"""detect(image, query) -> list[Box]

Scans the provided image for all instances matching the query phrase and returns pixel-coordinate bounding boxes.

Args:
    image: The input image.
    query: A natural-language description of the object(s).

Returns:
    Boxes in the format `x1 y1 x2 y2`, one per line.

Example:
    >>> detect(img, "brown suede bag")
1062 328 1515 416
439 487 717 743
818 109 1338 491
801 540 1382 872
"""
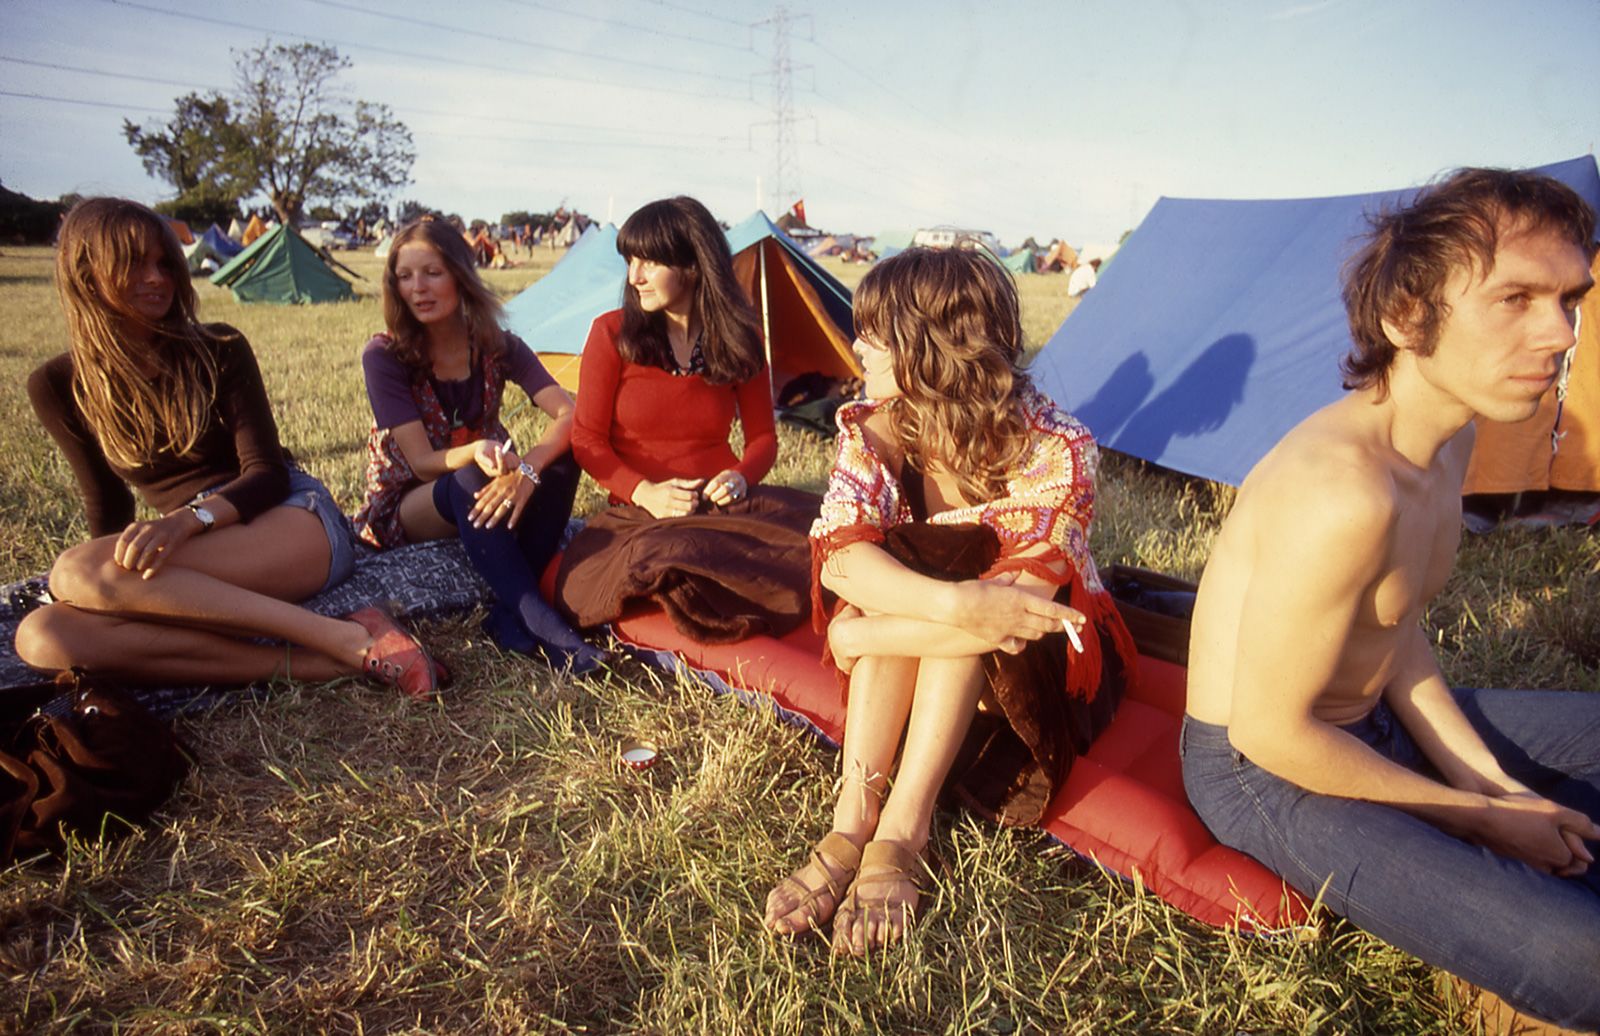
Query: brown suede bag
0 672 191 865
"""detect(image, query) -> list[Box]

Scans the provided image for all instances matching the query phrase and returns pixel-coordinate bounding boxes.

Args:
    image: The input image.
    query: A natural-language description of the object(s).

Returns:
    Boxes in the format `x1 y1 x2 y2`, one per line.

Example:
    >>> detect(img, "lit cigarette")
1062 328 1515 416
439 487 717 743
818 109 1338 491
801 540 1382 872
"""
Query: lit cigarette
497 438 514 458
1062 618 1084 654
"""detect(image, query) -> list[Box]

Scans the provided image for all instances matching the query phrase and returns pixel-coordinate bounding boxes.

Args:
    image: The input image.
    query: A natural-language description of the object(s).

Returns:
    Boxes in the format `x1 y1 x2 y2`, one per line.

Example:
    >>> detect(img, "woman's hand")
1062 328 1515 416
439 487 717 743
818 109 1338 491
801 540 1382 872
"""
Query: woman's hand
632 477 705 519
473 438 518 479
115 510 202 579
948 571 1083 652
703 468 749 509
470 470 534 529
827 604 866 675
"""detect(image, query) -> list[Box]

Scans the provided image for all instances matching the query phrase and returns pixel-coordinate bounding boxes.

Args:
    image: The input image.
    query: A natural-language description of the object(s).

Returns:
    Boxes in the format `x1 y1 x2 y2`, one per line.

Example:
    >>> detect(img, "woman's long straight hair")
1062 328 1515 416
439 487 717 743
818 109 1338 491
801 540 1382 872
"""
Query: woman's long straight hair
55 197 220 468
615 196 762 385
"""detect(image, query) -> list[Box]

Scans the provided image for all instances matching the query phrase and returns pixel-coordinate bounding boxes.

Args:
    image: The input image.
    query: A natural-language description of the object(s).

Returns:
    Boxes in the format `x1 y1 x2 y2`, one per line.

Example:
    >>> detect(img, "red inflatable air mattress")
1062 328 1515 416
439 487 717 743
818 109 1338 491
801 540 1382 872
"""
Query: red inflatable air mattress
606 607 1312 931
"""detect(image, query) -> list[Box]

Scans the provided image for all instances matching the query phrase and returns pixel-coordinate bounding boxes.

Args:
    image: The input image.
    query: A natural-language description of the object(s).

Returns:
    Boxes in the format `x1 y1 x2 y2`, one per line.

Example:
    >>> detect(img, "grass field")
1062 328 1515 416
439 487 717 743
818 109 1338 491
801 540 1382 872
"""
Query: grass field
0 242 1595 1034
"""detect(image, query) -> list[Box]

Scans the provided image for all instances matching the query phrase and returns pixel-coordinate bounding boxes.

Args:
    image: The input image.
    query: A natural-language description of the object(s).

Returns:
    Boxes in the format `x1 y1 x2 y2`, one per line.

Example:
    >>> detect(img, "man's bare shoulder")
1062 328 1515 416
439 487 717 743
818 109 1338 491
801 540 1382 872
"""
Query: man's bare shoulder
1234 402 1400 541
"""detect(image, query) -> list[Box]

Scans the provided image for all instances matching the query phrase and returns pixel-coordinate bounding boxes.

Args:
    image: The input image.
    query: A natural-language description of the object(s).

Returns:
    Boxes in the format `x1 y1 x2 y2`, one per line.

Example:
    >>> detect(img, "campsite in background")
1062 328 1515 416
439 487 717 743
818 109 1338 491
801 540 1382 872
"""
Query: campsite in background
3 0 1599 1029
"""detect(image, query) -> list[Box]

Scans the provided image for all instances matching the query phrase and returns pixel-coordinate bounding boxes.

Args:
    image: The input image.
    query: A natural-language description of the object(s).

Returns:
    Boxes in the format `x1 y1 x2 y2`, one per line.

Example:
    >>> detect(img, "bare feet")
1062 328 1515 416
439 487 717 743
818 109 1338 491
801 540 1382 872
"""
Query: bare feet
831 840 923 956
764 831 863 936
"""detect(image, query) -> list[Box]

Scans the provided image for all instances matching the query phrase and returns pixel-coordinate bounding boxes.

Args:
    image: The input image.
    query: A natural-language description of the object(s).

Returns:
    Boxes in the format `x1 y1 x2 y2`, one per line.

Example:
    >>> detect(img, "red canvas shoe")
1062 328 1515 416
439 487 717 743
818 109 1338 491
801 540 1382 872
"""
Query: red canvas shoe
348 606 438 701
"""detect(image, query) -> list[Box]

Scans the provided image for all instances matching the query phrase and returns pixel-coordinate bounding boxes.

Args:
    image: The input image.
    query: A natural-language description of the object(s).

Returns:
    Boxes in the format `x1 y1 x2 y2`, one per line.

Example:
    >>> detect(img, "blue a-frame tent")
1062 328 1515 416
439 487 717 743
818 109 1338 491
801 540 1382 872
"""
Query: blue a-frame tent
1033 156 1600 488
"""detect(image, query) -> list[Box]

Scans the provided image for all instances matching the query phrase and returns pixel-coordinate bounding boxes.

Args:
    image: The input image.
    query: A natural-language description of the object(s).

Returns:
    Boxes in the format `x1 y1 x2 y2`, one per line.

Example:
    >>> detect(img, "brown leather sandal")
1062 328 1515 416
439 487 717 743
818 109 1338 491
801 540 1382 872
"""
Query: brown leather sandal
765 831 863 935
831 840 924 956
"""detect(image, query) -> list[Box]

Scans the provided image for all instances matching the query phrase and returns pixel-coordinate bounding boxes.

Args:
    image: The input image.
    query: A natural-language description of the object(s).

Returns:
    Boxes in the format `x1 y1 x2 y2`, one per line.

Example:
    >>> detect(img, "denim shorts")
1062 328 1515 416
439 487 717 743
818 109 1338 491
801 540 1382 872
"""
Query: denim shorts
193 469 356 593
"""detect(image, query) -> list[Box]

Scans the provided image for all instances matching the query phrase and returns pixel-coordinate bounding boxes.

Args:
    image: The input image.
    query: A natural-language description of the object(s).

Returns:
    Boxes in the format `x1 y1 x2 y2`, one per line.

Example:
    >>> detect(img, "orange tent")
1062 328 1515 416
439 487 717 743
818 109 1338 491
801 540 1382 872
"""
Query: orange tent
166 218 193 245
726 212 859 398
241 215 268 246
1464 249 1600 494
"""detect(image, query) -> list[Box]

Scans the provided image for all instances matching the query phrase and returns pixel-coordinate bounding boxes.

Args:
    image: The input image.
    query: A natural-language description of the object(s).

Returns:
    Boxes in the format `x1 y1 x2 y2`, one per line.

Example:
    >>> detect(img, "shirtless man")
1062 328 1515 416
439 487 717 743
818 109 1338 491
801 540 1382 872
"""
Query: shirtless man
1183 168 1600 1031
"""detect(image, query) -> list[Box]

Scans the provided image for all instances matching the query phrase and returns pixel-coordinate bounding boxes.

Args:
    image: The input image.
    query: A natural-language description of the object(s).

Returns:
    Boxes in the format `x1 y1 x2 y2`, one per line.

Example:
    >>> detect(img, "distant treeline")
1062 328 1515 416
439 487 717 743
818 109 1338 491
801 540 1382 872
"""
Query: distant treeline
0 183 67 245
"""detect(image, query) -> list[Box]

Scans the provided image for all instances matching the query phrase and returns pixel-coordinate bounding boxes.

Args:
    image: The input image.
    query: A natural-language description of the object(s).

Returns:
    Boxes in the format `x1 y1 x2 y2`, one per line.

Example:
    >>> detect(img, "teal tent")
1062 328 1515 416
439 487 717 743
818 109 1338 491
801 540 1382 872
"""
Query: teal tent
871 228 915 260
209 224 353 304
1001 248 1037 274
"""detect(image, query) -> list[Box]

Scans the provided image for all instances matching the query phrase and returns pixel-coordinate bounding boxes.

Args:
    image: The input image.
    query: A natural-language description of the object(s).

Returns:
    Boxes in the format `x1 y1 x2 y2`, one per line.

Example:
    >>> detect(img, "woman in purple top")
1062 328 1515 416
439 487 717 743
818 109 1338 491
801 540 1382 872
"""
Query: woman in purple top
353 218 601 672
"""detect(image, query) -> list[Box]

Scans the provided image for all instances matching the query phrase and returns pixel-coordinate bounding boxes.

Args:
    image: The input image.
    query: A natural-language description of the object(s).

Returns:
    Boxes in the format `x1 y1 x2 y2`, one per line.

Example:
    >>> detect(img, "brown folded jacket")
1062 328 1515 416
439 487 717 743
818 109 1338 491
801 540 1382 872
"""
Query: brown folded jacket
555 486 820 644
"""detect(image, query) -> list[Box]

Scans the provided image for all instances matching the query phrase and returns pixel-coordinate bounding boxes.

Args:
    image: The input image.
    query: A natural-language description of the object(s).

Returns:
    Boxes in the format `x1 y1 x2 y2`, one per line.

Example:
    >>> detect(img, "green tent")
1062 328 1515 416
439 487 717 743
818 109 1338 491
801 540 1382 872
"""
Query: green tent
1001 248 1037 274
209 224 353 303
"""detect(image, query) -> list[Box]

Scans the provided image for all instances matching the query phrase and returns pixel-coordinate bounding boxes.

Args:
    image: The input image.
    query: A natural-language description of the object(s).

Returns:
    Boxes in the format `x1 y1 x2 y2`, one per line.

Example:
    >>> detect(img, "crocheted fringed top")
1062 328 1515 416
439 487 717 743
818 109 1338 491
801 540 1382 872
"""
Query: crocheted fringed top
809 384 1137 701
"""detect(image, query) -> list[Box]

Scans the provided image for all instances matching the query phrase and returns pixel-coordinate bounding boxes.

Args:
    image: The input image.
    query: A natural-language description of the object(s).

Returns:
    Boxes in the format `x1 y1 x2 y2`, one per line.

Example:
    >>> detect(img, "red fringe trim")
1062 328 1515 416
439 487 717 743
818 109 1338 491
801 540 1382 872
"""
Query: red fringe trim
981 547 1071 587
1068 584 1141 702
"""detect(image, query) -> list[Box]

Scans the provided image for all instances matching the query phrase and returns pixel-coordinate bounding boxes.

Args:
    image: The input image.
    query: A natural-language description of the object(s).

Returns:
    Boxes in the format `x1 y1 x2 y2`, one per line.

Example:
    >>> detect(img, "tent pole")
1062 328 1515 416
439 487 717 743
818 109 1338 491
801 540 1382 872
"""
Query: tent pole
759 242 773 371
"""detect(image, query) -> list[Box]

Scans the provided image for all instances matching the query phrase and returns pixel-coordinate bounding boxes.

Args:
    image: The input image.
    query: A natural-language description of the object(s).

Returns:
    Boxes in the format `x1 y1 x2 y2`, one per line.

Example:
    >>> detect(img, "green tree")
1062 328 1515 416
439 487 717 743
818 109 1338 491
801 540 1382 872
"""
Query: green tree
123 93 248 221
394 199 439 224
229 41 413 226
126 41 414 227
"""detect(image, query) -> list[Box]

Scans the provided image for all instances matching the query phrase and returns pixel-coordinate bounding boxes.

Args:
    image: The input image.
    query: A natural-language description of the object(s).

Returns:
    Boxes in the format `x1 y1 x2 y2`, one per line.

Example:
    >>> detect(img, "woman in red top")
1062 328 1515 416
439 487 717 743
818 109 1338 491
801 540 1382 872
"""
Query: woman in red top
555 196 817 642
765 248 1135 955
18 198 437 699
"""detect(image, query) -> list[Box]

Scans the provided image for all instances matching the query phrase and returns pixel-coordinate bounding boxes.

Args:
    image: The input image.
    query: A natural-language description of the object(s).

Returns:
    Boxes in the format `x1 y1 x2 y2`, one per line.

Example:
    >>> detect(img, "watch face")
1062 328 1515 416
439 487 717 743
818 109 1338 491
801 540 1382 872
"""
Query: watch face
191 504 216 528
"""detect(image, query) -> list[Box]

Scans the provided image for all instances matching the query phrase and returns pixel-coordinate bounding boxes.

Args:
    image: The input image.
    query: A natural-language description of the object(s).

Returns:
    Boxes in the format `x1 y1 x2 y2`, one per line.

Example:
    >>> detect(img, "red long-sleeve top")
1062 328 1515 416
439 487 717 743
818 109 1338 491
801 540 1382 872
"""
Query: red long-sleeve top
571 310 777 503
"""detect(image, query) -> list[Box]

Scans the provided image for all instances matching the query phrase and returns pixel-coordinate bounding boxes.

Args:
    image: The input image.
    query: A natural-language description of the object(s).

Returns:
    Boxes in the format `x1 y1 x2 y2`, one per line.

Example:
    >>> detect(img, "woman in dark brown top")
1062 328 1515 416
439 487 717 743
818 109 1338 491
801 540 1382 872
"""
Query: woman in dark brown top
15 198 439 699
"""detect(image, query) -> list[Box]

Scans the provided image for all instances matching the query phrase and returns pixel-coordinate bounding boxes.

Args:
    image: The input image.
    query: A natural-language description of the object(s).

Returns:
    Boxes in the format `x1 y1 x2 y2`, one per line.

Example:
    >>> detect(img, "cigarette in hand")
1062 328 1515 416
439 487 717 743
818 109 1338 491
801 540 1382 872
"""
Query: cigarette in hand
1062 618 1084 654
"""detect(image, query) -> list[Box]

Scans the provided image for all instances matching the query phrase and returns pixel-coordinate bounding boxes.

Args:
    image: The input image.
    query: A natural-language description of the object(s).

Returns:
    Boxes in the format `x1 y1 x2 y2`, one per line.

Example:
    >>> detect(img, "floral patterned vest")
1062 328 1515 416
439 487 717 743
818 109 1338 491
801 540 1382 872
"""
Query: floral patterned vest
352 342 509 549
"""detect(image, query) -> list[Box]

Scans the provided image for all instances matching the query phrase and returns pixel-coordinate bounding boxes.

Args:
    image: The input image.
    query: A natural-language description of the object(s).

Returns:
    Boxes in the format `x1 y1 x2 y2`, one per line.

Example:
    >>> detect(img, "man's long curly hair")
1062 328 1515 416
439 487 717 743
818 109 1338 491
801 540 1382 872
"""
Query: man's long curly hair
55 197 221 469
381 218 507 373
853 247 1032 505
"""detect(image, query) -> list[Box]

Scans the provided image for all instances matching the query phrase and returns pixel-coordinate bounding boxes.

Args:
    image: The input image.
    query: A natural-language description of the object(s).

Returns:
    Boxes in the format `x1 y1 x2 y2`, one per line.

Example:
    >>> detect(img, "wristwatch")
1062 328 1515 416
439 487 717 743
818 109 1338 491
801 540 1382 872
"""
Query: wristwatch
518 462 541 488
186 503 216 532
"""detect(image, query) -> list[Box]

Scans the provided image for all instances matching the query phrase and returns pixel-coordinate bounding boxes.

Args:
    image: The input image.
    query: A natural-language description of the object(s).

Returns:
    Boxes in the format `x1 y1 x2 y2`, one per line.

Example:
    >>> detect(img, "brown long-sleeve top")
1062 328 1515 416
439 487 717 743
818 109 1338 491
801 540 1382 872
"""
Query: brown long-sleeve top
27 325 292 538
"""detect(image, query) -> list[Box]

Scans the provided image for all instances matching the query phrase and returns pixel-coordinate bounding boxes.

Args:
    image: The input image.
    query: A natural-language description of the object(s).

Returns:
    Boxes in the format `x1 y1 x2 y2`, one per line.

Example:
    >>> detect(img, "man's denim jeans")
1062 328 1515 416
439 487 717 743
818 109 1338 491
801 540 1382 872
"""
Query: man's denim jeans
1180 689 1600 1029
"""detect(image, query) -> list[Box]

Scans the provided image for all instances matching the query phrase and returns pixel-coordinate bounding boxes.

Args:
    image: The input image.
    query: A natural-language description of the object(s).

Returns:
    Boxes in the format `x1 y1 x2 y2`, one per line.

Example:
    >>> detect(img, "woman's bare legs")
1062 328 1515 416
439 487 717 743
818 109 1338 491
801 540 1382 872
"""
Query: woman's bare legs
765 652 918 934
16 506 375 685
832 654 987 956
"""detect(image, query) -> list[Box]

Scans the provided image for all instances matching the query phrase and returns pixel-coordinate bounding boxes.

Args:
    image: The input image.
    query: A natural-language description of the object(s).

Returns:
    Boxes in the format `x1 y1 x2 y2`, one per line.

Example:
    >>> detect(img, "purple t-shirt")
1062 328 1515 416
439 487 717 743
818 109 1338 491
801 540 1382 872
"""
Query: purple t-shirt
361 332 557 431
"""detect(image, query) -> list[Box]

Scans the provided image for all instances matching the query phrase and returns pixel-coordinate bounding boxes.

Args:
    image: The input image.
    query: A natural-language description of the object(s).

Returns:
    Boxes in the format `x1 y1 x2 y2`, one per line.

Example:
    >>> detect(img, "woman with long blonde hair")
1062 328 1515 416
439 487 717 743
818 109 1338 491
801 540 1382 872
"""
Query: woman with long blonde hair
352 218 597 671
766 247 1136 954
18 198 439 698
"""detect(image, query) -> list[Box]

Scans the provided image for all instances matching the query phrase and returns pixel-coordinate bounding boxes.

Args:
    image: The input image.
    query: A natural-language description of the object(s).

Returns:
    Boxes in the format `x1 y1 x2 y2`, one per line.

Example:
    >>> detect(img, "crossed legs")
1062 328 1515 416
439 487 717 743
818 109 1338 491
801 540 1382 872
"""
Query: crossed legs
765 650 987 954
15 506 373 686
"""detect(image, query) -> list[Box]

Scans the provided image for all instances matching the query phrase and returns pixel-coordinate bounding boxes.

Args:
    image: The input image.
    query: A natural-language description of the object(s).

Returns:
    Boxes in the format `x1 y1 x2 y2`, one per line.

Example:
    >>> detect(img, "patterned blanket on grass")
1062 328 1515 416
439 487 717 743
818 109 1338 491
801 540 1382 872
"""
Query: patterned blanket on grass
1 538 493 718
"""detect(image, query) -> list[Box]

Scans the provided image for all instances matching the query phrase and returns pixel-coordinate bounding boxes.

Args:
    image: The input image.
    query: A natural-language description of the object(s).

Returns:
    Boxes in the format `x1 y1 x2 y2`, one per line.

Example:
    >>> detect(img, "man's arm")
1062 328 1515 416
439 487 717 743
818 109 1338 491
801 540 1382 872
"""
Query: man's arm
1223 458 1597 873
1383 627 1525 796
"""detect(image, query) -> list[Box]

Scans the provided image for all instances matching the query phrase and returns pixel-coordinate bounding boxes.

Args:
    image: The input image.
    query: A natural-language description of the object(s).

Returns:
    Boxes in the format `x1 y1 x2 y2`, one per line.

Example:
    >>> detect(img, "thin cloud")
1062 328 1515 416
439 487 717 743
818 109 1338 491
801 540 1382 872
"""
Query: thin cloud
1269 0 1344 21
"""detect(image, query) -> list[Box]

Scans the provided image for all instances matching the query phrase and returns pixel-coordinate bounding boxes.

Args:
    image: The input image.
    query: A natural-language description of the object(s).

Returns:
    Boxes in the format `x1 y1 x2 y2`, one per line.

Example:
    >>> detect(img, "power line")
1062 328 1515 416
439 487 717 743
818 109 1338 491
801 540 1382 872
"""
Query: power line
499 0 750 52
802 35 953 133
0 55 742 144
89 0 749 102
420 125 745 154
628 0 748 29
0 55 211 92
0 89 169 115
300 0 748 86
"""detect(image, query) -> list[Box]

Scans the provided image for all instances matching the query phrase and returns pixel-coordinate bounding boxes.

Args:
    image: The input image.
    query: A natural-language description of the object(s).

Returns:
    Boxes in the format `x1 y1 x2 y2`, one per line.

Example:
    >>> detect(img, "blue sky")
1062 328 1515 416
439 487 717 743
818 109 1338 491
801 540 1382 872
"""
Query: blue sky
2 0 1596 246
